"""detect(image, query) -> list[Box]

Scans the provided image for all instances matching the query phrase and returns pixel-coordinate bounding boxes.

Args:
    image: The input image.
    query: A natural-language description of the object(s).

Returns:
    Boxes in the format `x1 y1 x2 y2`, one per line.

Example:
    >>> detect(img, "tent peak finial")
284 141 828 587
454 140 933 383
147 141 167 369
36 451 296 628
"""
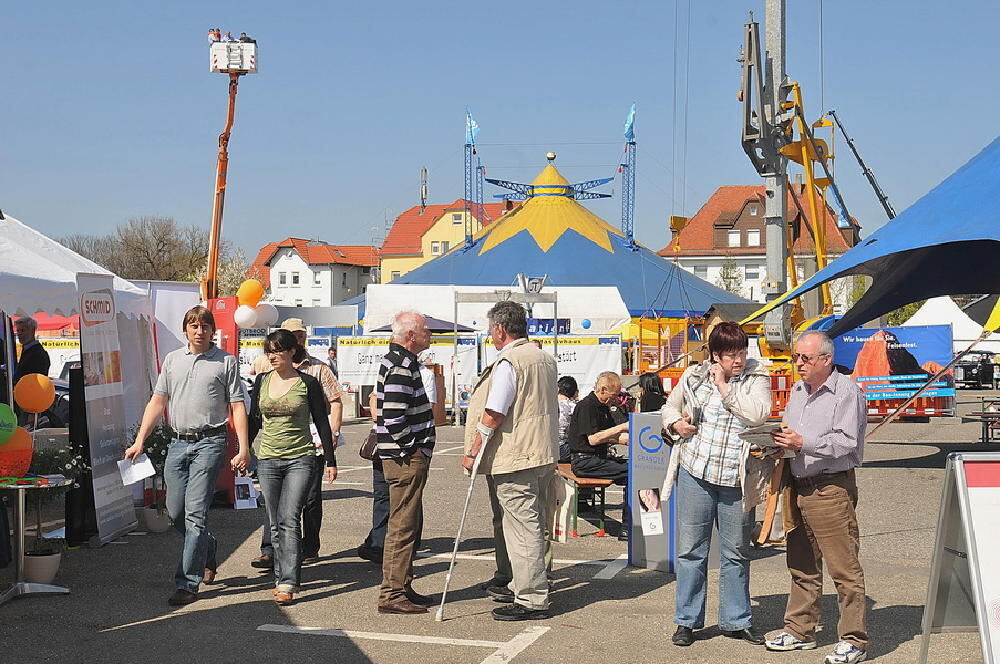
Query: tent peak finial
546 152 556 162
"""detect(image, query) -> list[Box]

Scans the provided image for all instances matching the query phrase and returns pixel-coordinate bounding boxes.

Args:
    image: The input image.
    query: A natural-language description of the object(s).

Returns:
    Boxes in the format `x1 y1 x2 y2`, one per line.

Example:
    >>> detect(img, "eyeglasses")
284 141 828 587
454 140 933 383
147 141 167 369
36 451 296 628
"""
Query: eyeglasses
792 352 830 363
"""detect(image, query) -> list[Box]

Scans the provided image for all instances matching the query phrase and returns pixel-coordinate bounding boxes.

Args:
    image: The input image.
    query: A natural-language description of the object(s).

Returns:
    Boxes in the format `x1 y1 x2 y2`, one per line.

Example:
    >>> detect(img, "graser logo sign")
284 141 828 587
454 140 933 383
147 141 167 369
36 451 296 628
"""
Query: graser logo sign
81 292 115 325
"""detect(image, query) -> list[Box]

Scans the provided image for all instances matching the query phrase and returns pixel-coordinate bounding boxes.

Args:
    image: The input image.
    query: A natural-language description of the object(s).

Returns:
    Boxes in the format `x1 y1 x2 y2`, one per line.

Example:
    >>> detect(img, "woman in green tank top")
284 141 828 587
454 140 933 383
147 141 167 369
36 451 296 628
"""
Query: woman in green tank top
248 330 337 605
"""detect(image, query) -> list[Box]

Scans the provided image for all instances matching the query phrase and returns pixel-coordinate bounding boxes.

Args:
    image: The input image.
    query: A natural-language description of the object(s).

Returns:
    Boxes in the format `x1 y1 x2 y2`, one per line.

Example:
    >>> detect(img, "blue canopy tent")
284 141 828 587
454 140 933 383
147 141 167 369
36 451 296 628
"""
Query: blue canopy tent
747 136 1000 337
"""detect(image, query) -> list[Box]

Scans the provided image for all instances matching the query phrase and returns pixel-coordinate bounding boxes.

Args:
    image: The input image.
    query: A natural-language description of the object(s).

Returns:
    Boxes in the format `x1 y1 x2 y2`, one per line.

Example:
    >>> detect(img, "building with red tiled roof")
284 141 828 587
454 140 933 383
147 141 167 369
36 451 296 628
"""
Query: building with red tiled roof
248 238 379 307
380 198 516 283
657 183 862 309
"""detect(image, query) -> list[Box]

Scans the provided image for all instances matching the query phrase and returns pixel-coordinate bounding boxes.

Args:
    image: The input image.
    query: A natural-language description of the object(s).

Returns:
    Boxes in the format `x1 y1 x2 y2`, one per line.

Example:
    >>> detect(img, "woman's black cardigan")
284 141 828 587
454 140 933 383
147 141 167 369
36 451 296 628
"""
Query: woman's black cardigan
247 370 337 467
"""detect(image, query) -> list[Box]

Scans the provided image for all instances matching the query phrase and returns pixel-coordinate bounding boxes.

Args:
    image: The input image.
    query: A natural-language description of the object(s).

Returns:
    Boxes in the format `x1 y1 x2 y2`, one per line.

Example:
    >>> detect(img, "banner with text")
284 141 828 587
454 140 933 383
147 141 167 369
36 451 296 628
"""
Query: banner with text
77 273 137 544
834 325 956 407
482 335 622 393
337 335 479 399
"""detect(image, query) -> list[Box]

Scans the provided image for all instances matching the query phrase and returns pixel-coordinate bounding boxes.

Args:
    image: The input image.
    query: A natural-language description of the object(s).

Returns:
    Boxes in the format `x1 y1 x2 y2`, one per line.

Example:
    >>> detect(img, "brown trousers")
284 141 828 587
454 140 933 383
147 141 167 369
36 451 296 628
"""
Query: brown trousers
379 452 428 604
784 469 868 650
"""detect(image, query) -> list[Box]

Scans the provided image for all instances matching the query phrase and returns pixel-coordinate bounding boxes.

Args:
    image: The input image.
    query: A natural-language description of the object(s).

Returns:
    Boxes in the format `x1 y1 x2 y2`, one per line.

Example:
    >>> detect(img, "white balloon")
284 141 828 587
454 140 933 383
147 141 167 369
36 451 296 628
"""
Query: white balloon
255 303 279 327
234 304 260 329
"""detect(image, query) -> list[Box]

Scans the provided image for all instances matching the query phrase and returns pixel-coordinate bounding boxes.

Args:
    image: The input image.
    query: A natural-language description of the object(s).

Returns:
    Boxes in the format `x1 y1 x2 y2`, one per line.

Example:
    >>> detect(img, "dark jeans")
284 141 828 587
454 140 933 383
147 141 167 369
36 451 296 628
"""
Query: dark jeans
257 455 314 592
362 456 390 550
571 453 630 530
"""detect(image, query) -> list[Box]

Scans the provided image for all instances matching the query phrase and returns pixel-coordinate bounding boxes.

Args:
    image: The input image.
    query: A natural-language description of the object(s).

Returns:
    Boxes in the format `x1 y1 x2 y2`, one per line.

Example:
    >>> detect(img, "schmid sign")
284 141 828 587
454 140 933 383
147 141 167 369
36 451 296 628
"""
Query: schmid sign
81 292 115 325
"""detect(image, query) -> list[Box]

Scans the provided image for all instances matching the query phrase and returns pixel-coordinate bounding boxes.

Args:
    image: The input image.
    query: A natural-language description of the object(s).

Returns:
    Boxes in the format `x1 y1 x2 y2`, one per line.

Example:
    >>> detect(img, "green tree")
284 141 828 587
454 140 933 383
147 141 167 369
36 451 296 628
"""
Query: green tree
715 253 744 298
886 300 925 325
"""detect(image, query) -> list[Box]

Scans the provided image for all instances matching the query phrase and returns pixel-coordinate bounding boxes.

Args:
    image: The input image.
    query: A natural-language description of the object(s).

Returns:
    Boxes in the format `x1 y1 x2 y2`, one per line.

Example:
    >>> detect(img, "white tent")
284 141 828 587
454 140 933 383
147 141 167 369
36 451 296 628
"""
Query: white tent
0 214 151 318
902 296 1000 353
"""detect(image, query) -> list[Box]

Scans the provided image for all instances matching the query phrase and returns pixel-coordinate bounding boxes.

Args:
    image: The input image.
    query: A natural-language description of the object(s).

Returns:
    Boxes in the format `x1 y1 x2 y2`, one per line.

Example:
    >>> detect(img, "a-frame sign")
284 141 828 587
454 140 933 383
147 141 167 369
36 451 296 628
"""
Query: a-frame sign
919 452 1000 663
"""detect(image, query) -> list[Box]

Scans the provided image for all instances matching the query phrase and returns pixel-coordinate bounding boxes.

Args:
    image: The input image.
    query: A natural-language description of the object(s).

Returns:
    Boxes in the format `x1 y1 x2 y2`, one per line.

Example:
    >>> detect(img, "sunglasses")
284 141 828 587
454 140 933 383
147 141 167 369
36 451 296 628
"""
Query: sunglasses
792 352 830 363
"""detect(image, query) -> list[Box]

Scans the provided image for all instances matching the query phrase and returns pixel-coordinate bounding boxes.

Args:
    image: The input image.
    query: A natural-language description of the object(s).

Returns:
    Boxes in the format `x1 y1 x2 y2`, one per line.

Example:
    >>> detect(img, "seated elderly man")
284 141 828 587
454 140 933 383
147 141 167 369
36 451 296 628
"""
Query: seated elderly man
566 371 630 538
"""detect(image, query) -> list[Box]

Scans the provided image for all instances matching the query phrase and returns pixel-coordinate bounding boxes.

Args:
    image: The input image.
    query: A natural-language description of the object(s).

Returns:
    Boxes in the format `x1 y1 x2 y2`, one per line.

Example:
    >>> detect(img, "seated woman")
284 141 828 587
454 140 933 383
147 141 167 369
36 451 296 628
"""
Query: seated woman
556 375 578 463
637 372 667 413
248 329 337 605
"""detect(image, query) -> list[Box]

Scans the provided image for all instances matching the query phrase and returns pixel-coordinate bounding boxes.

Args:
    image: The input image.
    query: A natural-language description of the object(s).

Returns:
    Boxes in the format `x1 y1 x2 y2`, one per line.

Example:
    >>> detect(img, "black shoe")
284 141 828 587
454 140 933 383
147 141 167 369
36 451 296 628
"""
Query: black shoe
723 628 765 645
491 604 549 621
405 589 434 606
357 544 383 563
486 584 514 603
167 589 198 606
250 554 273 569
672 626 695 647
302 553 319 563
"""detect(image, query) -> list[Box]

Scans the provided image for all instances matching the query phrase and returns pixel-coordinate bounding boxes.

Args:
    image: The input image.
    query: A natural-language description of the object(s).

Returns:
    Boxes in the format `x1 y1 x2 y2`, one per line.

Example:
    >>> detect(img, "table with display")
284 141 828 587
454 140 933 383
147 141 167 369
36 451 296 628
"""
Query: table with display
0 478 72 605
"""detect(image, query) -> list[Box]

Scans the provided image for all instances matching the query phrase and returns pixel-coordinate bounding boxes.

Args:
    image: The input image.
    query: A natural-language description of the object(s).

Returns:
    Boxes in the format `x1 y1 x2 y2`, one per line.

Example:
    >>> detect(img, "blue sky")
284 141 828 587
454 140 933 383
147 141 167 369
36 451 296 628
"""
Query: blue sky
4 1 999 258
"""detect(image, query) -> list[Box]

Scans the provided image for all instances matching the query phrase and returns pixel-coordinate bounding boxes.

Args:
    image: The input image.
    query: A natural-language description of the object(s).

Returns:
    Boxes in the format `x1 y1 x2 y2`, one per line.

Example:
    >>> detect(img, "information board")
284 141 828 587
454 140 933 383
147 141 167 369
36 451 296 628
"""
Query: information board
919 452 1000 663
627 412 675 573
77 273 138 545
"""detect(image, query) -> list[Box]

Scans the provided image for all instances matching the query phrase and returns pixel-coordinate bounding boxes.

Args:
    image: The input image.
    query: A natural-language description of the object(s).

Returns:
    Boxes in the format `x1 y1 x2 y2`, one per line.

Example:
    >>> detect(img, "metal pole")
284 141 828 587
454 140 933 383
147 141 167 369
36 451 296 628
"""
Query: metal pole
453 298 459 425
762 0 787 306
3 313 14 407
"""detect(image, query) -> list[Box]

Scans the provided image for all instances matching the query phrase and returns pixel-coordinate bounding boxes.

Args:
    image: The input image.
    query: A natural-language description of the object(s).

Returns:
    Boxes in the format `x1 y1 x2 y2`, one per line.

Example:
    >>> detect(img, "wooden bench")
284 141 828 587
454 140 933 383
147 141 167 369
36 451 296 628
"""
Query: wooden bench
557 463 615 537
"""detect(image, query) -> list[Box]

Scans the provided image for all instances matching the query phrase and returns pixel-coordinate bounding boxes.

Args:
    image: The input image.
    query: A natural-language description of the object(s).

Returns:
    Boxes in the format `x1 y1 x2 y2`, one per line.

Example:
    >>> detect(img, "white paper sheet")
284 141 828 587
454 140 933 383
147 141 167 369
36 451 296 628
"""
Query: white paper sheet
118 454 156 486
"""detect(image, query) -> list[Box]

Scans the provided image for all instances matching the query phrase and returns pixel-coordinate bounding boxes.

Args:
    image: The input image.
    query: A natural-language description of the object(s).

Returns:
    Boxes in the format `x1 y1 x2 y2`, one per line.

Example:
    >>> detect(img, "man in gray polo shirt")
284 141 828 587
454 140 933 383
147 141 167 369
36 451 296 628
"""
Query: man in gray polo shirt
125 305 249 606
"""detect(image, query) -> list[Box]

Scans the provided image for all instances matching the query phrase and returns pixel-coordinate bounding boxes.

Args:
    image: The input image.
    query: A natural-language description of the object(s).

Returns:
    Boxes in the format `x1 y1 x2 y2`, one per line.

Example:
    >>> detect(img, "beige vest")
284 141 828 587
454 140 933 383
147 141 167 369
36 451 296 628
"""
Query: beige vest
464 338 559 475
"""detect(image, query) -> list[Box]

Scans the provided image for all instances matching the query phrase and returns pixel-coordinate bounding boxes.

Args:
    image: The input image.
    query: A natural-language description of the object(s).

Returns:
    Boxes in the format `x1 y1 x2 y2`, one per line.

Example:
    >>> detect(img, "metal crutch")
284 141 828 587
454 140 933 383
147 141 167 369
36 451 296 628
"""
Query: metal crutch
435 446 488 622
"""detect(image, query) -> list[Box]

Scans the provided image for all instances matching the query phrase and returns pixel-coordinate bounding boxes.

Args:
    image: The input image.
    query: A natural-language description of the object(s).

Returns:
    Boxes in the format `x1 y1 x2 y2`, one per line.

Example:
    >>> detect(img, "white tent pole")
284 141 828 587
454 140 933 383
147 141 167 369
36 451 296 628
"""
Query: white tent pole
2 313 14 407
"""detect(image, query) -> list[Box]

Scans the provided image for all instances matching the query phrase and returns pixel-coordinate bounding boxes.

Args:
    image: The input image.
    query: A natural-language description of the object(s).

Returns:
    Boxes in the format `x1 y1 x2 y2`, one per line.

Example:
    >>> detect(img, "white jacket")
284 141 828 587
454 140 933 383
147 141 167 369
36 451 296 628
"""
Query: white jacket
659 358 775 511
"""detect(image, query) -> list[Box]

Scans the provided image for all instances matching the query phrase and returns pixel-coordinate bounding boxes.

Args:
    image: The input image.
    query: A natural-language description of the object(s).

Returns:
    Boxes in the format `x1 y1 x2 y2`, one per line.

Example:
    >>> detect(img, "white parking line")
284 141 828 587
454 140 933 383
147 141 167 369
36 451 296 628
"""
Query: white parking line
256 623 551 664
479 626 550 664
594 553 629 579
257 623 503 647
416 552 621 567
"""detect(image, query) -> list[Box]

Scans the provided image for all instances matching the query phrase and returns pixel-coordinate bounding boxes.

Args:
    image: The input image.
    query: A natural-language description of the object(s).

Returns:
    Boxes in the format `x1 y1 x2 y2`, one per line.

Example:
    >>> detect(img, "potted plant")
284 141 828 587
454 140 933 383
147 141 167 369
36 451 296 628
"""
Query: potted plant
24 445 89 584
131 423 173 533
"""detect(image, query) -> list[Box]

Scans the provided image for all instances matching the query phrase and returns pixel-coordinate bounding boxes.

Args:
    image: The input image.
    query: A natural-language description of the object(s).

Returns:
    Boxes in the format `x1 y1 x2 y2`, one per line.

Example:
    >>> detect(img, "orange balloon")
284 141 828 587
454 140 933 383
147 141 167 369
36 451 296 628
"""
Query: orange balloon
0 427 33 477
14 373 56 414
236 279 265 307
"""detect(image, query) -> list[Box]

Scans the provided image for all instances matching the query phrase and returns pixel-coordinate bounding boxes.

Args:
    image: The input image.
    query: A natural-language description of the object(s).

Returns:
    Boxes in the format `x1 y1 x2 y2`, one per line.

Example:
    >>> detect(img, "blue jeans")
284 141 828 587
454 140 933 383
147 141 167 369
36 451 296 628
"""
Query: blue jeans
257 455 315 592
164 434 227 593
674 466 752 631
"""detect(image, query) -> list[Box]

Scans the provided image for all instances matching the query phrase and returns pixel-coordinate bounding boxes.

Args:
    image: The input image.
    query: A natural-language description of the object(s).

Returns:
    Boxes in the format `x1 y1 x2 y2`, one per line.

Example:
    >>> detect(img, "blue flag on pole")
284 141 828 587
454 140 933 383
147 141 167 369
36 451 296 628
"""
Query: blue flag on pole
623 103 636 142
466 108 480 145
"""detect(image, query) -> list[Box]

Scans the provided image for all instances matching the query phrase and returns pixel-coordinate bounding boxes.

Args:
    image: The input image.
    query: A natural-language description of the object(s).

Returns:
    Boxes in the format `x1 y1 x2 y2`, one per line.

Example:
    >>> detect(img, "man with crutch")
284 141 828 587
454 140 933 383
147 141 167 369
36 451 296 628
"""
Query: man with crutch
460 301 559 621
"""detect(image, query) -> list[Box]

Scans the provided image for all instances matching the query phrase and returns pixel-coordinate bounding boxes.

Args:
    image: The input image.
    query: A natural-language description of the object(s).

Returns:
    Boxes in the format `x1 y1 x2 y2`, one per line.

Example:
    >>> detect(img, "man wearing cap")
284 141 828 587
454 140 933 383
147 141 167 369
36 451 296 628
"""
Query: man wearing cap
249 318 343 568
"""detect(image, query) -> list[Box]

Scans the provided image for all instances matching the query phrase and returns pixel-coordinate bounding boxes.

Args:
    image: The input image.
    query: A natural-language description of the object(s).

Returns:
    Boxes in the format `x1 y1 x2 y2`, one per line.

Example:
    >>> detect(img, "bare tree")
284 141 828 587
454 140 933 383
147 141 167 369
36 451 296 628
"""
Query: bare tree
715 253 745 298
60 216 236 285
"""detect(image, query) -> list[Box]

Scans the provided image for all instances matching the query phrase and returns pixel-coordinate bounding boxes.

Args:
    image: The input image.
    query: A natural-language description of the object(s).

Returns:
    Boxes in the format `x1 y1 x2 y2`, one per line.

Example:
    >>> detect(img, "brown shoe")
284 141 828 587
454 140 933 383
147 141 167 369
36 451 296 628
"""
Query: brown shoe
203 568 217 584
275 591 294 605
377 599 429 615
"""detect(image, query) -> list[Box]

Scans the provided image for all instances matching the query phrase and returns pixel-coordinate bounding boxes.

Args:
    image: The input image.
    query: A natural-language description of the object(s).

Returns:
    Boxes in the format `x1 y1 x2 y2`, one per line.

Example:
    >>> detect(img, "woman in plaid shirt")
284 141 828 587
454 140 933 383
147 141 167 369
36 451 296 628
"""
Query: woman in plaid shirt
660 322 775 648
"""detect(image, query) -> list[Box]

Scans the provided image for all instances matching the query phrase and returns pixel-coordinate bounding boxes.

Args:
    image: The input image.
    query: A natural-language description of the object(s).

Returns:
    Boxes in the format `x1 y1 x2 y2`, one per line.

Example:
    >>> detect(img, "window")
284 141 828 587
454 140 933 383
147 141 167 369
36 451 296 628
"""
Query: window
431 241 441 256
390 271 401 281
341 273 348 288
747 229 761 246
694 265 708 279
313 272 321 285
727 230 741 247
749 204 759 216
452 213 463 225
745 264 760 281
312 299 321 307
362 266 371 275
291 272 300 285
441 240 450 254
278 272 287 286
294 299 302 307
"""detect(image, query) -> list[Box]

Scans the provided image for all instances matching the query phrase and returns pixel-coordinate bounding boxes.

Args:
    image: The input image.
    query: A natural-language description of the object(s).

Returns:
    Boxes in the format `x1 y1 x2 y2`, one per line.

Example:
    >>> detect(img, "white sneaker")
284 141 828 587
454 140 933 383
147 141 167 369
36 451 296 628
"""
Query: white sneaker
824 641 867 664
764 631 818 651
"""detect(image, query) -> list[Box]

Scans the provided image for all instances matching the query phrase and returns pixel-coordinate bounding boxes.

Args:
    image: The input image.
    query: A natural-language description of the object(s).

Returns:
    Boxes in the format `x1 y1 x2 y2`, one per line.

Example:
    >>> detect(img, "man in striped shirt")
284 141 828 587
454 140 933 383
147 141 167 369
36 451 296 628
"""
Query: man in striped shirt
376 311 436 615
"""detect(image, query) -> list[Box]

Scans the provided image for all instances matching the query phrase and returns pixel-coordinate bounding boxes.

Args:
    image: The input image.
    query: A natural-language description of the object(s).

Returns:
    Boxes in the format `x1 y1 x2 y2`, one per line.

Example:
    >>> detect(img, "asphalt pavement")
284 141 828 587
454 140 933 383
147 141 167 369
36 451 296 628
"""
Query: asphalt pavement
2 391 998 663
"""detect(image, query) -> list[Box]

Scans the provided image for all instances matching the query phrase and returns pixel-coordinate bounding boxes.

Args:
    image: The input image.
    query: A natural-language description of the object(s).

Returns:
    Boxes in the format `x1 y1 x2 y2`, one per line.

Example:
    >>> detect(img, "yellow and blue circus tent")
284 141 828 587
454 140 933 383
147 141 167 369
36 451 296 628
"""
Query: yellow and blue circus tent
394 164 748 317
